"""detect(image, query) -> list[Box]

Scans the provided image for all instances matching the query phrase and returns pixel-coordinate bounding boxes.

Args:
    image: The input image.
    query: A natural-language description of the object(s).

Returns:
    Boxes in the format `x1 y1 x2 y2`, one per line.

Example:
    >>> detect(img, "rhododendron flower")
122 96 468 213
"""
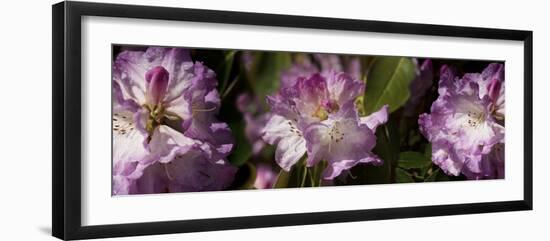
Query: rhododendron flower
305 103 388 179
419 64 505 179
262 70 387 179
112 47 235 195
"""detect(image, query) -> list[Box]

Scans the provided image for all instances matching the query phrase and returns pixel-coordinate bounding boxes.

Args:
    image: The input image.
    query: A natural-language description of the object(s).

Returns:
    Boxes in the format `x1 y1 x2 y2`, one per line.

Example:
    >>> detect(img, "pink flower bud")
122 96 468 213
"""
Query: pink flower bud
145 66 169 105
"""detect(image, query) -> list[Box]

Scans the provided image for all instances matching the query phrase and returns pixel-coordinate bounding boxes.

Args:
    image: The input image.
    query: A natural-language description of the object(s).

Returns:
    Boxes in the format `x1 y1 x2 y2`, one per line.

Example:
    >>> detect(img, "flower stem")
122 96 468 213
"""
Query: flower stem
300 164 308 187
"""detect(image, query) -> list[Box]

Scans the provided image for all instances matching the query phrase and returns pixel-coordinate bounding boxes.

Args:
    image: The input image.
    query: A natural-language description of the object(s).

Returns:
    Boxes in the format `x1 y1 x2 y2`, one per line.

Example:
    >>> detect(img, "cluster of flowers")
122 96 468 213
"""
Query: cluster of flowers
112 46 506 194
419 64 505 179
261 56 505 181
112 47 236 195
260 55 389 180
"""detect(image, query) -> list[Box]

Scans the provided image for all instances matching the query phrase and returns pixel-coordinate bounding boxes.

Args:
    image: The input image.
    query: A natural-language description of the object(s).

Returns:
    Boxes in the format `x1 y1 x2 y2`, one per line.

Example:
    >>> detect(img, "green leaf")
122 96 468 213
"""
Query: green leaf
424 144 432 158
396 168 415 183
360 56 377 82
363 57 416 114
249 52 292 98
398 151 431 169
227 120 252 166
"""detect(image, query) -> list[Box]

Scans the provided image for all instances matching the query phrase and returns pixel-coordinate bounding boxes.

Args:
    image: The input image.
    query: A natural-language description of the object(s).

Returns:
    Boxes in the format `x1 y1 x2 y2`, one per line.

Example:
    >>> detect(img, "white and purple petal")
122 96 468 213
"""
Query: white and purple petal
262 115 306 171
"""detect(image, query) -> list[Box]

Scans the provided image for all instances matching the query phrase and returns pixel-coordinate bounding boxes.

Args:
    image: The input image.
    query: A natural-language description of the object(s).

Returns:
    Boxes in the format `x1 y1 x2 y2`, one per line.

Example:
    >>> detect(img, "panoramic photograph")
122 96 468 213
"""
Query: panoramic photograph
111 45 505 195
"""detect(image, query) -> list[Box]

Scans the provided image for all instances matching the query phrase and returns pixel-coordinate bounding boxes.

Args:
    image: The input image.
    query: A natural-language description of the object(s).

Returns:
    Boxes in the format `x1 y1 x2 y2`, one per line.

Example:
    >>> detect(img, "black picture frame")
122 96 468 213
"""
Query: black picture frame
52 1 533 240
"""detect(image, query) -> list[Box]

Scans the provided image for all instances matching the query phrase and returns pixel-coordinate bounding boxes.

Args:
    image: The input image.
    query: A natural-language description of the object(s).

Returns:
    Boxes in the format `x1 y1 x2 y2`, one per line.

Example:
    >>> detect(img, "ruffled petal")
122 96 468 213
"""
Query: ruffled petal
303 122 330 167
262 115 306 171
112 175 136 195
164 149 236 192
323 154 382 180
324 70 364 105
112 108 149 171
274 134 307 171
113 50 150 104
431 140 463 176
133 163 169 194
360 104 389 132
134 148 236 194
145 125 202 165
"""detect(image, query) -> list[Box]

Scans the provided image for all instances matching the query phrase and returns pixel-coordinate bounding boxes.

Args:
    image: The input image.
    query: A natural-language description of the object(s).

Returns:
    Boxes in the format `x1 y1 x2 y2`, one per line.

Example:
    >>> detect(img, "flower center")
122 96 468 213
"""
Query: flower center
313 99 339 121
312 106 329 121
146 104 165 132
143 66 174 134
466 110 486 128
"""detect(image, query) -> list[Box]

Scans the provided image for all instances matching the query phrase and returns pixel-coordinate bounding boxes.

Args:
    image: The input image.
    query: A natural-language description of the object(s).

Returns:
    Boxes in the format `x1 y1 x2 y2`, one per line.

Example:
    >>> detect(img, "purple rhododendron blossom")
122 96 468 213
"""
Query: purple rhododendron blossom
112 47 235 195
305 103 387 179
262 70 387 179
419 63 505 179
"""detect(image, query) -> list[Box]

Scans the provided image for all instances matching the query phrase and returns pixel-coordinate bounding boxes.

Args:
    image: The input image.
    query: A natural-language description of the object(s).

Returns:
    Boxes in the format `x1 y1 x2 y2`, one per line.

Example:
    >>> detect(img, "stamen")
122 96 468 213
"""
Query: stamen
286 121 302 137
192 106 217 113
464 110 486 128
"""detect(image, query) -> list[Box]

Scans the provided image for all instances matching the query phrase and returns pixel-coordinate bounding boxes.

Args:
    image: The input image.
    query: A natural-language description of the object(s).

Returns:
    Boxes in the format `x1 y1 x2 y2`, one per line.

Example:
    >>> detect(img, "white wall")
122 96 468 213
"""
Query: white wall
0 0 547 240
